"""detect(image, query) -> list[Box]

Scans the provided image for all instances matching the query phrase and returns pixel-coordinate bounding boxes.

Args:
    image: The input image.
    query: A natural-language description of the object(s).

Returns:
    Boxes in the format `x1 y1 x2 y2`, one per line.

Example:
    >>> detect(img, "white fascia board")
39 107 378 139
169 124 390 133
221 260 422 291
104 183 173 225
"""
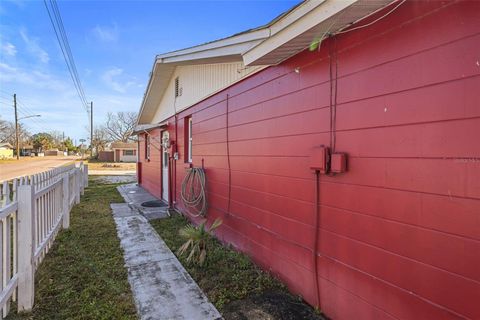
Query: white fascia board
268 0 326 35
137 64 171 124
156 29 270 62
159 40 263 64
137 30 270 125
243 0 357 66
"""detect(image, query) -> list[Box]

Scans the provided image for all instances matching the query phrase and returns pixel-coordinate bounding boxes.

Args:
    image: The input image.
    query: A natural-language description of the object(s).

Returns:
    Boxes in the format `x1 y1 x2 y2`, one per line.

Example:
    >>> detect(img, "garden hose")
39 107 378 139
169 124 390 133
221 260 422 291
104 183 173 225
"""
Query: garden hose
180 167 207 217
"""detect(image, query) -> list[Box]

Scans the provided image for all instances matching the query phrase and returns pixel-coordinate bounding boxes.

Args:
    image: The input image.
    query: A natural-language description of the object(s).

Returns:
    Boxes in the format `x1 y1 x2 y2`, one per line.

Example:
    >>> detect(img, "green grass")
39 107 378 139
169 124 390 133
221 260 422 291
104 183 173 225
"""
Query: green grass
7 179 137 320
150 214 286 310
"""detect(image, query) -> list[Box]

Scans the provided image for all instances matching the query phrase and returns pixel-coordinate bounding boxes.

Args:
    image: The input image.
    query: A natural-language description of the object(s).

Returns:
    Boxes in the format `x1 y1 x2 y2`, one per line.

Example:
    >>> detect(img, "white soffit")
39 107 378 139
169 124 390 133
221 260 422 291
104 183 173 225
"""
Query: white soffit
156 29 269 64
243 0 395 66
137 30 270 124
138 0 396 124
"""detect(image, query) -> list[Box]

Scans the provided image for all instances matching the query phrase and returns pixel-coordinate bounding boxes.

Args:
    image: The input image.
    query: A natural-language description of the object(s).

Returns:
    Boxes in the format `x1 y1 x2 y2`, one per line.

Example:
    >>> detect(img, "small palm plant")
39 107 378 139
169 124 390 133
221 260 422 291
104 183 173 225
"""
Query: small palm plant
177 218 222 266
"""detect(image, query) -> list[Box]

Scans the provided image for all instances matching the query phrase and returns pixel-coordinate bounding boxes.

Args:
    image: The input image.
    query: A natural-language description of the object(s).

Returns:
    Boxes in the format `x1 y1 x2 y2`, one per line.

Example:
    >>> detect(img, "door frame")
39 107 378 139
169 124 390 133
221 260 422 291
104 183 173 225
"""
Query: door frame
161 130 170 203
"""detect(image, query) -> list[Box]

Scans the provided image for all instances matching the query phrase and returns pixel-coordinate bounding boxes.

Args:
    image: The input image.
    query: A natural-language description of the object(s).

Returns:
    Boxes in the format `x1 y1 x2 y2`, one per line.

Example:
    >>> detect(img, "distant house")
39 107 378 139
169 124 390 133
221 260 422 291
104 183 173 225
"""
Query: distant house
111 142 137 162
20 144 35 156
45 149 64 156
0 143 14 159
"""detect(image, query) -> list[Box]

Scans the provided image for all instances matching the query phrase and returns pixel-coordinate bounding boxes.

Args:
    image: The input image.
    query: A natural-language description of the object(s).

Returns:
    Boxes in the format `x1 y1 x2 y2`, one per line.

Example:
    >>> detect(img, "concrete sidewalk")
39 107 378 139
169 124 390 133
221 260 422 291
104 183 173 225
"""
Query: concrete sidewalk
112 184 221 320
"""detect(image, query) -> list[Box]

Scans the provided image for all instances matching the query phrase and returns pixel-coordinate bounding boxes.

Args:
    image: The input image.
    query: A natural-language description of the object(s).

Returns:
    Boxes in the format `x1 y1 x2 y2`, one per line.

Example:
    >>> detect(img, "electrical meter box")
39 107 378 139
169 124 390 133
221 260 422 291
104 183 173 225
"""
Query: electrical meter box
310 146 329 173
331 153 347 173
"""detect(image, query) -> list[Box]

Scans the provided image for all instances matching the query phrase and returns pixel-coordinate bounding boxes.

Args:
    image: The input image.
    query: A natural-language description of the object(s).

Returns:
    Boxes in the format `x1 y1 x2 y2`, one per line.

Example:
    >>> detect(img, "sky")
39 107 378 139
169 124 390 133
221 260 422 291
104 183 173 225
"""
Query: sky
0 0 298 144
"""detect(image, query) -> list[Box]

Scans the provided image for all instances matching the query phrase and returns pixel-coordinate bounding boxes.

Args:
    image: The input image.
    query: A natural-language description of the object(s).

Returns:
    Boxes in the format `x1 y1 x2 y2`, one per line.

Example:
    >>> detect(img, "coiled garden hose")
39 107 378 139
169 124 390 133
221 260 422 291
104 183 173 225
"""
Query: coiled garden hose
180 167 207 217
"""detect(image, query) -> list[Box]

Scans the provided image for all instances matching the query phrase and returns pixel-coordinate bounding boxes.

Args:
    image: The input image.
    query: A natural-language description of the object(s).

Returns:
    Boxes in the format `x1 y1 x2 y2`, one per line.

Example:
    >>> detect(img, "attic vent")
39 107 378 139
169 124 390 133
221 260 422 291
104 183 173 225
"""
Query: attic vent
175 77 182 98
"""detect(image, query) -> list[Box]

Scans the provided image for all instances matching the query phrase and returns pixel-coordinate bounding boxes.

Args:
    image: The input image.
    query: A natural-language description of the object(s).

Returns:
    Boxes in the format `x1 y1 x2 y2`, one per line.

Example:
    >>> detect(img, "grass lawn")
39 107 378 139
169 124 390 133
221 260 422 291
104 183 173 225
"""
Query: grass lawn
150 215 322 319
7 179 137 320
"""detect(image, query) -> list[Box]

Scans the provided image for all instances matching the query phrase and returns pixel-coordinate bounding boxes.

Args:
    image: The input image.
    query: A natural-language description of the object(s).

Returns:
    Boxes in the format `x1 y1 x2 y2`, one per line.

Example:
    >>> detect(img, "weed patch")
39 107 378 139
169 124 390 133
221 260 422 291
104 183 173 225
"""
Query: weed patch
7 179 137 320
150 214 322 319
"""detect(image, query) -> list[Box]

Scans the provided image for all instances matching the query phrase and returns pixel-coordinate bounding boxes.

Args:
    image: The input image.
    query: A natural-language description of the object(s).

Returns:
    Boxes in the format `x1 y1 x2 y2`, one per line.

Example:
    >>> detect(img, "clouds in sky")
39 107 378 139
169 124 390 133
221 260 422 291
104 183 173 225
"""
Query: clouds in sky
101 67 137 93
1 18 142 140
91 23 119 43
1 42 16 56
1 0 296 141
19 28 49 63
0 62 68 91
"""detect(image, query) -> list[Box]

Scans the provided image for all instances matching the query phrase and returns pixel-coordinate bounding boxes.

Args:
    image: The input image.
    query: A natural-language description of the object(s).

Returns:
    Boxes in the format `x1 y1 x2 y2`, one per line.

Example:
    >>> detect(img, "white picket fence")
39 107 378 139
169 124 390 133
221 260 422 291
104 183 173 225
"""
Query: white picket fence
0 162 88 318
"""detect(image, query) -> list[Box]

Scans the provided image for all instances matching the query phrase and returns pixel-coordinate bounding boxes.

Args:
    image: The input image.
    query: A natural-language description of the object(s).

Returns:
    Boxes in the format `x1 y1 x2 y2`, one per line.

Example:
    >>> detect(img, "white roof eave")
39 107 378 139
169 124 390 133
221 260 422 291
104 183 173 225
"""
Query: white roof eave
137 0 397 124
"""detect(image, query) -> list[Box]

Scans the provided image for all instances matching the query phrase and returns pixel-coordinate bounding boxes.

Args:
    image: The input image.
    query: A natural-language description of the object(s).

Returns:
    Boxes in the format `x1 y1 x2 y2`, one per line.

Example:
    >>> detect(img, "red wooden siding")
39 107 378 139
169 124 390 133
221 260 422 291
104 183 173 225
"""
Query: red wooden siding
137 1 480 319
138 128 162 199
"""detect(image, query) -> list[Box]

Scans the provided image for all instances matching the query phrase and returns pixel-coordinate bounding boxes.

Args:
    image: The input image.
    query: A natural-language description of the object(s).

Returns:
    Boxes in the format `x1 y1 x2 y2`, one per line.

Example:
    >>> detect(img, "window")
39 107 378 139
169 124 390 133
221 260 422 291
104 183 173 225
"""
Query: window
184 116 193 163
123 149 134 156
145 134 150 160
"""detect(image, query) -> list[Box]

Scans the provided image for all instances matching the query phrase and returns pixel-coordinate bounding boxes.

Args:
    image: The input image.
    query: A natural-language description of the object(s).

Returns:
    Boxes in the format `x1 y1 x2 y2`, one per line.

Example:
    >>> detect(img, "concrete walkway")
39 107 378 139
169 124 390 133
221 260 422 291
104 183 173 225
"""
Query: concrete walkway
112 184 221 320
118 183 169 220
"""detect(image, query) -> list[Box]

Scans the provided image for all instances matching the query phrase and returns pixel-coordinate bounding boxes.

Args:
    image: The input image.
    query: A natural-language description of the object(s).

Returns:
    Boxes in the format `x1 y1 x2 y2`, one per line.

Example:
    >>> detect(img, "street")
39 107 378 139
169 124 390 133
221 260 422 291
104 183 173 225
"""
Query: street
0 156 81 181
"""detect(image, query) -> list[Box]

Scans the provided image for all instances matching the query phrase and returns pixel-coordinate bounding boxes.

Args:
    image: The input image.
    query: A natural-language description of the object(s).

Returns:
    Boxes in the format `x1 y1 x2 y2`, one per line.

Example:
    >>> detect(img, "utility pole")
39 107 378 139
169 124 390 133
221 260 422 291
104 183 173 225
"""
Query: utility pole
14 93 19 160
90 101 93 157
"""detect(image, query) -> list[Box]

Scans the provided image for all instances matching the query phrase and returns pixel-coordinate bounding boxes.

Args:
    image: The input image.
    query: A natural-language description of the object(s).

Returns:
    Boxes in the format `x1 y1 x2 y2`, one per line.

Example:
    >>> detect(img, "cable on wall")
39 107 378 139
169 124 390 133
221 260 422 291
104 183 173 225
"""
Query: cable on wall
226 94 232 215
336 0 407 35
328 35 339 153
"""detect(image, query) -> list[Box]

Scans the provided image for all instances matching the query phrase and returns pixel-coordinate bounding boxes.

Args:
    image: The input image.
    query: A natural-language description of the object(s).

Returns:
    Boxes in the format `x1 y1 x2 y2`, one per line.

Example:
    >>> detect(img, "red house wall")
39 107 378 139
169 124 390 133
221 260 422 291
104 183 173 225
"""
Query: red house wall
138 1 480 319
138 128 162 199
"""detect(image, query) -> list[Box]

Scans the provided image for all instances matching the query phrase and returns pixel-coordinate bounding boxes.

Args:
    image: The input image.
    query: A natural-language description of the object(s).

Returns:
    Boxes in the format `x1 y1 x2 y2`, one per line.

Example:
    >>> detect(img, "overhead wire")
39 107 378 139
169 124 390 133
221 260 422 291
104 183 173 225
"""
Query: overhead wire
15 107 48 132
0 101 12 107
0 93 50 133
0 89 13 97
336 0 407 35
51 0 89 111
0 92 13 99
306 1 409 309
43 0 90 116
0 95 40 130
15 98 52 130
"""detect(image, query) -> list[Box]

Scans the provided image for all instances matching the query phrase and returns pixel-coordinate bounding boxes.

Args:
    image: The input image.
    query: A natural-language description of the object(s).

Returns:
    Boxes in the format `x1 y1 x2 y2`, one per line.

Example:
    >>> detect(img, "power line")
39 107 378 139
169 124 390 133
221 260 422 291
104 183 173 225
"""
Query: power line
0 101 12 107
0 94 13 102
51 0 89 111
16 101 52 132
0 89 13 96
43 0 90 115
15 108 48 132
7 95 49 132
0 92 49 133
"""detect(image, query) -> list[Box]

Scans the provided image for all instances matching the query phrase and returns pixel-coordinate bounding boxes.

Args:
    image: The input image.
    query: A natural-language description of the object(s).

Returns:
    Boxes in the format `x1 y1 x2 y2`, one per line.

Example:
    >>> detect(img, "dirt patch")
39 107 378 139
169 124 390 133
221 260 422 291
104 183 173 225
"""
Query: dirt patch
91 175 136 184
222 291 325 320
86 161 136 171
